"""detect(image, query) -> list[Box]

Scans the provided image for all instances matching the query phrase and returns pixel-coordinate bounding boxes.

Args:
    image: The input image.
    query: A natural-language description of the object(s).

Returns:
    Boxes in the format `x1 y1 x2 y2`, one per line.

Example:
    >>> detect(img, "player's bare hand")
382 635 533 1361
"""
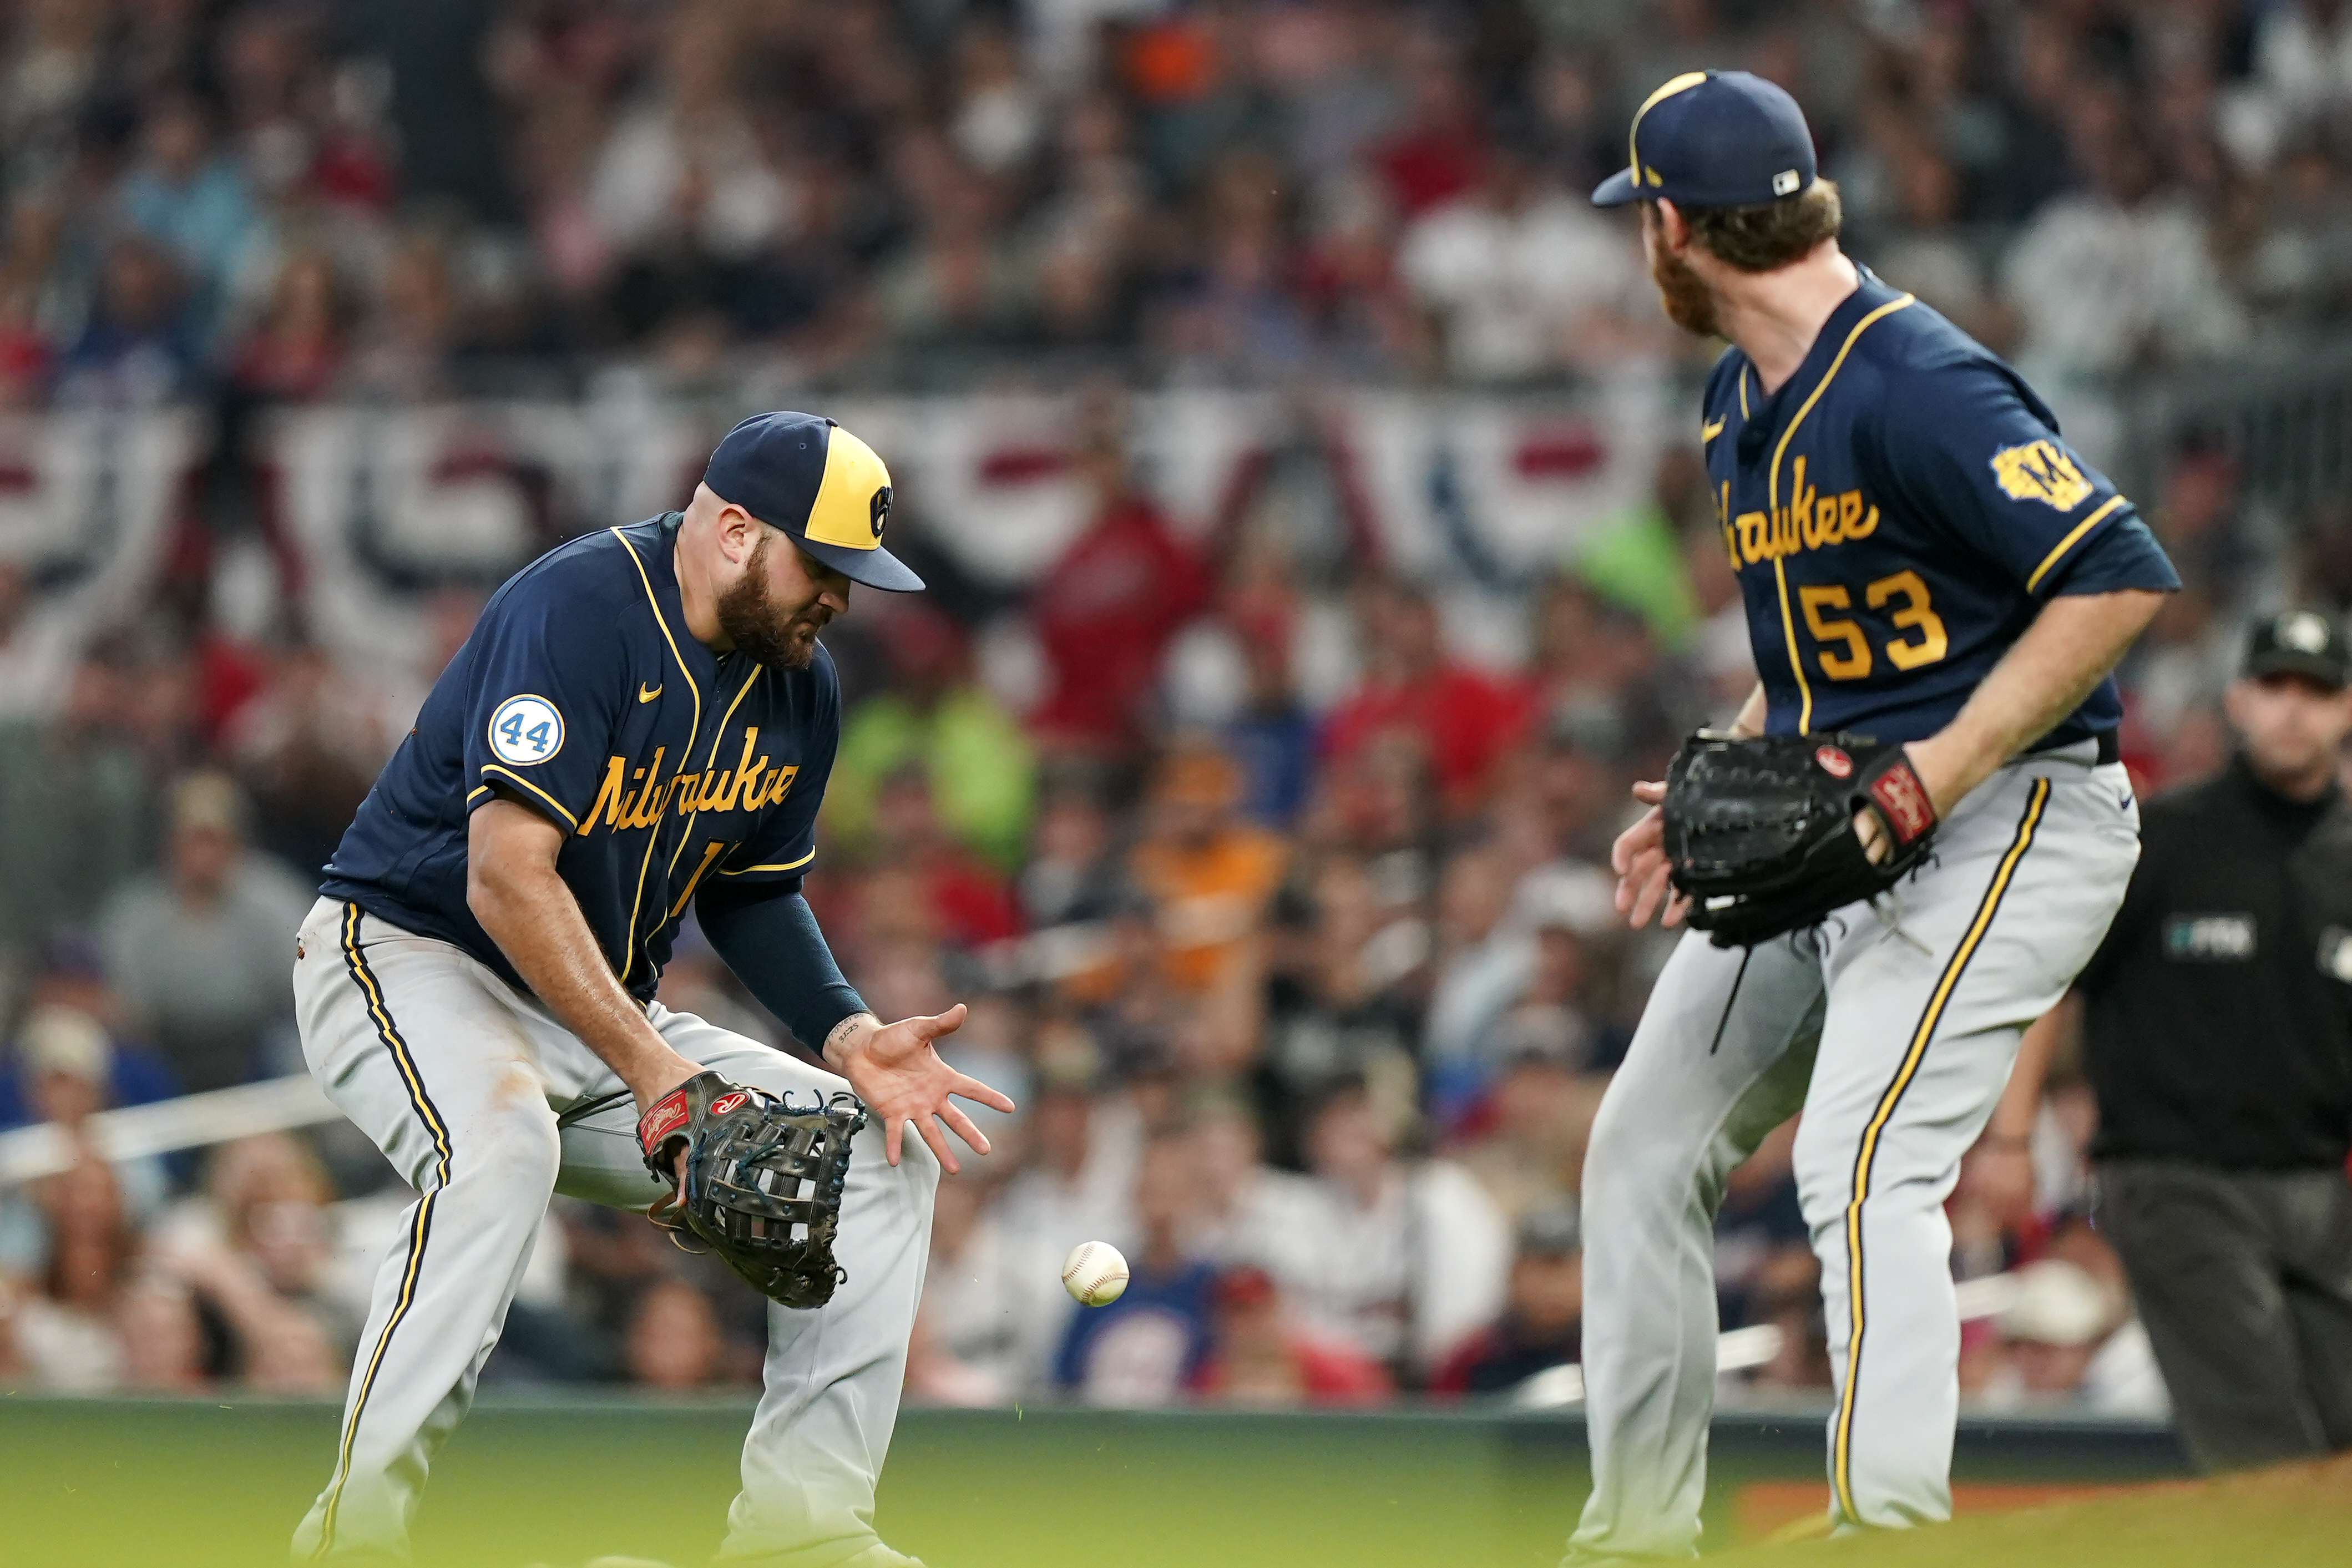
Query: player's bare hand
831 1005 1016 1174
1612 780 1687 930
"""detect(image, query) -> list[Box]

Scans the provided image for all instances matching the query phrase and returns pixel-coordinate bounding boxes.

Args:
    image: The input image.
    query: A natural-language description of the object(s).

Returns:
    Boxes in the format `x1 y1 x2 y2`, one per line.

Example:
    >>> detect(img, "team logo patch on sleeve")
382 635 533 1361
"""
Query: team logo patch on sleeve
488 695 565 766
1989 439 2094 511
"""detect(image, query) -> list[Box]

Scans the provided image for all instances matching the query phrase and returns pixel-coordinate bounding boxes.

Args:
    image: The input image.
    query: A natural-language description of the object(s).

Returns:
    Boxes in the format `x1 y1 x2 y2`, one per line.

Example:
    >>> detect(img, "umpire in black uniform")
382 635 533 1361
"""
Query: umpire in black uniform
2074 609 2352 1471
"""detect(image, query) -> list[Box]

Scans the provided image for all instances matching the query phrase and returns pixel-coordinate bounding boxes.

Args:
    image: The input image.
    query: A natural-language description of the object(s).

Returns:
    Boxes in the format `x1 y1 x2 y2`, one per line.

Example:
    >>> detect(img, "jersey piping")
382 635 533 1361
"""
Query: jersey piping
612 526 701 987
1768 292 1916 734
2024 494 2127 593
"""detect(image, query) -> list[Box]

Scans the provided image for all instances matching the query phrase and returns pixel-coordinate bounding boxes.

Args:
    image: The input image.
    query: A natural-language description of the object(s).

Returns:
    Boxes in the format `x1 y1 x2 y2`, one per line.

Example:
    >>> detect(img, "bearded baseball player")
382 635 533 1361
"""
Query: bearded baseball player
290 411 1013 1566
1566 74 2180 1558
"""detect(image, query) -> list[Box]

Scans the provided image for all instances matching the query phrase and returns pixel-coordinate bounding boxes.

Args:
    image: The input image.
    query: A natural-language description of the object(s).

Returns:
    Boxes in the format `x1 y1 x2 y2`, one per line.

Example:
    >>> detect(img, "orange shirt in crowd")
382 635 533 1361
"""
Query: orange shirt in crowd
1129 827 1288 993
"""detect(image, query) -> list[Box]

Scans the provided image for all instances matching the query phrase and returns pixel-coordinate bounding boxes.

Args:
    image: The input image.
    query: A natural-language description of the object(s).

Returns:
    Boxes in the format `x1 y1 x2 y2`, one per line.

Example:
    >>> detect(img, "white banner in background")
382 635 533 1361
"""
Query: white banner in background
832 390 1284 586
1333 371 1673 586
260 382 1677 679
0 408 202 716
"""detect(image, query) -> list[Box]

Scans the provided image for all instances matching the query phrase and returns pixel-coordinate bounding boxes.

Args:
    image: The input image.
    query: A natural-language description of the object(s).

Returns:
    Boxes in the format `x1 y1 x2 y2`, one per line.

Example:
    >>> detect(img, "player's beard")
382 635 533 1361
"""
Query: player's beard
1650 240 1722 338
716 533 828 671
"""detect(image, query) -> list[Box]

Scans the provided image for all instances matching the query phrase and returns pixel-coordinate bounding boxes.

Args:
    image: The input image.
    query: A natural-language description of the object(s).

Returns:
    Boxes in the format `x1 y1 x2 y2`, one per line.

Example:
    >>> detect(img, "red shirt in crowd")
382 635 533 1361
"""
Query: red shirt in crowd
1029 493 1211 756
1319 661 1535 810
1189 1332 1394 1407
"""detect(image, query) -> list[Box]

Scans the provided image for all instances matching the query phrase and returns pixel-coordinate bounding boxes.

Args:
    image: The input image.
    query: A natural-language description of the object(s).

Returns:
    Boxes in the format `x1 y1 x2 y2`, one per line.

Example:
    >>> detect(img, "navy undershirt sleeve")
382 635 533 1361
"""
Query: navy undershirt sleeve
695 878 868 1053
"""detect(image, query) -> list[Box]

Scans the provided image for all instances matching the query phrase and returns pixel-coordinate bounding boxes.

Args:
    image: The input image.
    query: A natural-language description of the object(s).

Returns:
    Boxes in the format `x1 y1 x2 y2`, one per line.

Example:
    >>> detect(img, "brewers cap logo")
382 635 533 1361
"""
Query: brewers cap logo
488 694 564 766
1989 439 2094 512
869 484 891 540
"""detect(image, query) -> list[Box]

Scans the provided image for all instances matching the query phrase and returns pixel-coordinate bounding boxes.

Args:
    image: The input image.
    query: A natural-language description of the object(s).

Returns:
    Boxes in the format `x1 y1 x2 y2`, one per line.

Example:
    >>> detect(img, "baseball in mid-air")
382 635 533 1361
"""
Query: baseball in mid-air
1061 1241 1129 1307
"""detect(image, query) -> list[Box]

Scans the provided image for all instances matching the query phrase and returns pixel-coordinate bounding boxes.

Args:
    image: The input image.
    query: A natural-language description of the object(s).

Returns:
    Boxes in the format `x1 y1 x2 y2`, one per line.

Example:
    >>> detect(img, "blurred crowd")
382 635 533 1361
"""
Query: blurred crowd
9 0 2352 401
7 0 2352 1412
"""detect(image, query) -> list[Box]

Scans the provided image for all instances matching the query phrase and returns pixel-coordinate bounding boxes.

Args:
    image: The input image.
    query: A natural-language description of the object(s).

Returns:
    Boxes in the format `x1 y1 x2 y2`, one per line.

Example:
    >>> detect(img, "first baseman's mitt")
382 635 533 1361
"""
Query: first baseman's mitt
638 1071 868 1309
1662 731 1940 948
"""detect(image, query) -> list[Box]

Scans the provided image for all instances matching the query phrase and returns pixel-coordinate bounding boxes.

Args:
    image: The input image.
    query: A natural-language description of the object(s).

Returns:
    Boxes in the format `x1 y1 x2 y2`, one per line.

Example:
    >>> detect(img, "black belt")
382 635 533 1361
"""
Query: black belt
2029 728 2120 763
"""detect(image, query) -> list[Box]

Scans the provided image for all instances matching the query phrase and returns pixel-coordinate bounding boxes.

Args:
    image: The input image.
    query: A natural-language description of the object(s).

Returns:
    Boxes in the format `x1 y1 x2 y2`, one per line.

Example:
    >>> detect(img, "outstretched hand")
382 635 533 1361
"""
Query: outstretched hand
1612 779 1688 930
829 1004 1015 1174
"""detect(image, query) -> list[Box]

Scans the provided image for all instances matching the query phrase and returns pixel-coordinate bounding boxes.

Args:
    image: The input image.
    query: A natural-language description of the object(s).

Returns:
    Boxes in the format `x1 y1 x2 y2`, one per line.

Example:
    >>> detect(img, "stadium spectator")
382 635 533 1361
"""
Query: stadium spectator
1397 128 1636 382
1027 429 1212 761
226 643 398 878
1451 1016 1602 1228
829 603 1036 870
1054 1129 1218 1405
864 768 1024 952
0 657 155 947
1429 1204 1583 1398
1192 1263 1390 1407
1242 1081 1507 1377
909 1169 1045 1407
1127 744 1287 999
99 773 311 1092
226 249 351 403
2001 119 2245 383
113 93 264 331
995 1054 1132 1338
1321 579 1532 819
624 1279 729 1392
1969 1256 2169 1418
1015 772 1124 930
0 999 176 1136
4 1154 139 1392
54 236 205 407
0 1007 174 1272
1219 599 1317 828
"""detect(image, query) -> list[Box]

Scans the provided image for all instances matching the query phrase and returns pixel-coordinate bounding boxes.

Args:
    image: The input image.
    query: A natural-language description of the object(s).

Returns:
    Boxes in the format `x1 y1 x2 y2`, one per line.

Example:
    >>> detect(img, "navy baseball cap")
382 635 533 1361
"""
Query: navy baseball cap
1591 70 1817 210
703 411 923 592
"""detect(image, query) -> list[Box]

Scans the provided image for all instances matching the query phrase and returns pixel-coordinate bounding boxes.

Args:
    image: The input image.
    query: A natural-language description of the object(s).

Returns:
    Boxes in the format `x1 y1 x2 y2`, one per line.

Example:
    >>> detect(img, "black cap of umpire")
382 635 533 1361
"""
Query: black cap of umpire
2244 609 2350 691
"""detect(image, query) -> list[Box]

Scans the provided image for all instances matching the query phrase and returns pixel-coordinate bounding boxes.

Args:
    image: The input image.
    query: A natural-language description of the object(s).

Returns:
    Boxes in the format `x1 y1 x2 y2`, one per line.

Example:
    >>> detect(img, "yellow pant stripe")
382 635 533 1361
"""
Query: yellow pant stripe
315 904 454 1559
1830 778 2050 1524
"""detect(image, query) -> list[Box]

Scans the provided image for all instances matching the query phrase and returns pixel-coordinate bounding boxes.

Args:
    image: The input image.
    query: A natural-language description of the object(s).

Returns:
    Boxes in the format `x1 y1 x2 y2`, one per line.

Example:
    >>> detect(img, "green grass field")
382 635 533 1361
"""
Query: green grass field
3 1394 2336 1568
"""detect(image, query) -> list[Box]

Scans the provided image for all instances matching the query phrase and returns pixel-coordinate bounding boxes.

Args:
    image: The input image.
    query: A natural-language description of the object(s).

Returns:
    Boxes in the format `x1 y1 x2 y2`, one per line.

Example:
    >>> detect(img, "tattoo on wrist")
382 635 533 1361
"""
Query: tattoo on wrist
824 1013 877 1058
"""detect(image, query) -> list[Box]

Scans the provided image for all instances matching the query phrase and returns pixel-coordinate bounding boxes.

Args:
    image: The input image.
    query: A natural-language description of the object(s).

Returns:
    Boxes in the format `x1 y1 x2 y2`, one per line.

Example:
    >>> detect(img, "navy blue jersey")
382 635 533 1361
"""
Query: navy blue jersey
322 513 839 1002
1702 270 2179 744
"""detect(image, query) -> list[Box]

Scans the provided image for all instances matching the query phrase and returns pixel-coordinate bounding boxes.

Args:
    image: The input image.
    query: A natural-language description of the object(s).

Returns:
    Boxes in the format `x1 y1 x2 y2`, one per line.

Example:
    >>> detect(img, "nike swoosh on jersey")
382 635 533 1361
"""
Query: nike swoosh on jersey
638 683 662 703
1701 417 1726 444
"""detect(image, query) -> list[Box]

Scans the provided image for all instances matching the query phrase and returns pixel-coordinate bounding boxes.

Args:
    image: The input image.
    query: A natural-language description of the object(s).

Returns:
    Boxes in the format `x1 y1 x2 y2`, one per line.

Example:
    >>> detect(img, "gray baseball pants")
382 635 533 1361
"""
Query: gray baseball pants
1569 745 2138 1558
288 898 937 1566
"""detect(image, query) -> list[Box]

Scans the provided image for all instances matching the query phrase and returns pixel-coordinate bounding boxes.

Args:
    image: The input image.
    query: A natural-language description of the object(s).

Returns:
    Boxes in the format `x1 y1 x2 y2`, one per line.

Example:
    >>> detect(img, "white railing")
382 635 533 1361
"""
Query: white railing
0 1074 338 1186
1512 1271 2025 1408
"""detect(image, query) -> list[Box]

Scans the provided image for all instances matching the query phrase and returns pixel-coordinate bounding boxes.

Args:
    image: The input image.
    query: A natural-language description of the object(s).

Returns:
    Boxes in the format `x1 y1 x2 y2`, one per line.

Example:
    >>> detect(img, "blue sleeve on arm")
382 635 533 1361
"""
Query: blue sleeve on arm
2039 510 2180 597
1879 360 2179 599
695 878 868 1053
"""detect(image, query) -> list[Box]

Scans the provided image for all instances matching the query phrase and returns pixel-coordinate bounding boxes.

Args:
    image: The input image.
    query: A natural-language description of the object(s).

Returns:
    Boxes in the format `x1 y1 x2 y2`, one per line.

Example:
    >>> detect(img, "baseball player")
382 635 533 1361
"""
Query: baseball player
1566 74 2179 1557
289 411 1013 1566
